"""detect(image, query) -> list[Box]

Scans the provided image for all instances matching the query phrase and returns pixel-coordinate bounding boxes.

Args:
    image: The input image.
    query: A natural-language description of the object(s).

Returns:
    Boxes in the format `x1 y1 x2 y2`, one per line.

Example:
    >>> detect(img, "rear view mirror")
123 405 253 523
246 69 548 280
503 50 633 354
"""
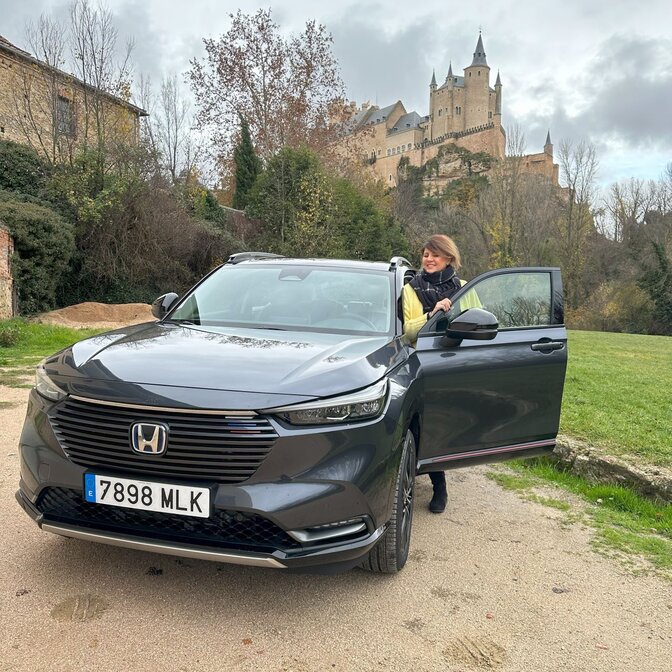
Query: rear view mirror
151 292 180 319
445 308 498 341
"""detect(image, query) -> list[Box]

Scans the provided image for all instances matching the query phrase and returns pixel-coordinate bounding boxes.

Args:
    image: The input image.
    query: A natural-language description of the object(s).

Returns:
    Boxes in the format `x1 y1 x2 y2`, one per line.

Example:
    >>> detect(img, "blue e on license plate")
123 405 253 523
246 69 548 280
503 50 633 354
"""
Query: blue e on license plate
84 474 210 518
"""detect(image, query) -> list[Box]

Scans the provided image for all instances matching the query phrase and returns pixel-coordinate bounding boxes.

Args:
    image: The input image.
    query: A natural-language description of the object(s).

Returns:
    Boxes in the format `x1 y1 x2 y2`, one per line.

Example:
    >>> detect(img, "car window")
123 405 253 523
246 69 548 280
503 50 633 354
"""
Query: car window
447 271 552 328
169 265 394 335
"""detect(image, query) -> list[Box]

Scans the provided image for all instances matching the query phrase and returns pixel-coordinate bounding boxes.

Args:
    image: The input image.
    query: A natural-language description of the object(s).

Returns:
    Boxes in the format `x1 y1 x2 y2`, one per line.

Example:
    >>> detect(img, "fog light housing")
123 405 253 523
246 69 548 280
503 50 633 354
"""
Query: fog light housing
287 517 368 543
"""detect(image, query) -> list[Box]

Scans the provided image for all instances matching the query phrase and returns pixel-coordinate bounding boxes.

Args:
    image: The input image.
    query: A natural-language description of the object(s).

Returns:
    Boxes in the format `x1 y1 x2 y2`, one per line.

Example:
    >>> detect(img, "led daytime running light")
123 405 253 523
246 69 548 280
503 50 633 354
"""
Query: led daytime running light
268 380 388 426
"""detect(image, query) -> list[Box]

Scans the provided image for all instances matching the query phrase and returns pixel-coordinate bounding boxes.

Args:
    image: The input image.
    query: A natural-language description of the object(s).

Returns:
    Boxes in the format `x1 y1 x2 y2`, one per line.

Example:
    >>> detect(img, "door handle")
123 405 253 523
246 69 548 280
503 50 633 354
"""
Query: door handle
531 340 564 353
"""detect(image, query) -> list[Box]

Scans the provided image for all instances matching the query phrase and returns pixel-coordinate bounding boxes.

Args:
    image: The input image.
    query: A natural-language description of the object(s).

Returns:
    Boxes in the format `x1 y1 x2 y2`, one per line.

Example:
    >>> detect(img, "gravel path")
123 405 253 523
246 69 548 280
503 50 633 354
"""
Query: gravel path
1 386 670 672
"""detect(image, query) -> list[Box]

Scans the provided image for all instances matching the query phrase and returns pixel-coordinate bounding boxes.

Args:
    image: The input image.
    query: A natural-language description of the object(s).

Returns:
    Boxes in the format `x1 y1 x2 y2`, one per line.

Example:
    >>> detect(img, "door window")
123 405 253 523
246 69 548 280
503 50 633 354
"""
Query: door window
447 272 553 329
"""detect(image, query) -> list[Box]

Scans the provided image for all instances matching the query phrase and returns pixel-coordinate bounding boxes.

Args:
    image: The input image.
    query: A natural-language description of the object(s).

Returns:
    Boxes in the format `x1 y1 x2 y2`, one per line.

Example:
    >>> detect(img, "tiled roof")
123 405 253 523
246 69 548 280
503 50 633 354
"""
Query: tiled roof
367 103 399 125
389 111 423 135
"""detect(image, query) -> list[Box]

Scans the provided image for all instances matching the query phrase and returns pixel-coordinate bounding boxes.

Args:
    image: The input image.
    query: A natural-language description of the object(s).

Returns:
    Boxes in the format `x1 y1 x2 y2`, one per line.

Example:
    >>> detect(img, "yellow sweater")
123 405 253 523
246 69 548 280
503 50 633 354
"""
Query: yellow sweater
402 281 480 344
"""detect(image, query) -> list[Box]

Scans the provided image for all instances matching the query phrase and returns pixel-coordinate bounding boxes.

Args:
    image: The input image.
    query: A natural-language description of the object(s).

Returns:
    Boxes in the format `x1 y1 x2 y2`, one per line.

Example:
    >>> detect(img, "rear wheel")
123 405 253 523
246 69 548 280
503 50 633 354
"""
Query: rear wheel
361 429 416 573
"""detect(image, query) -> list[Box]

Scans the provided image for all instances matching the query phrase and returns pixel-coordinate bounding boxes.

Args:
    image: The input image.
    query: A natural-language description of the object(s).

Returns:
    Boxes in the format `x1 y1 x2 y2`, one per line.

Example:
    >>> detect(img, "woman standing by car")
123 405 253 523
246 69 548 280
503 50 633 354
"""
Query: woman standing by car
402 234 465 514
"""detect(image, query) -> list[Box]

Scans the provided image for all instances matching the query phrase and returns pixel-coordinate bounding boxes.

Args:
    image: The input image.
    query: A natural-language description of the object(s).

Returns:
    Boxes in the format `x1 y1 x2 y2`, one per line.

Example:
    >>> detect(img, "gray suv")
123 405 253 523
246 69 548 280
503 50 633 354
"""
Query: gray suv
16 254 567 573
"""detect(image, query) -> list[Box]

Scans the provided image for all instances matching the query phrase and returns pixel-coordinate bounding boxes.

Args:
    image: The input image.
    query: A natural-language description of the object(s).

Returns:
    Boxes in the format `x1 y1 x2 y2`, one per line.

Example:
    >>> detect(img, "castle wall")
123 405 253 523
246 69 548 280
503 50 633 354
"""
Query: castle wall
368 124 506 186
430 86 466 137
521 151 559 183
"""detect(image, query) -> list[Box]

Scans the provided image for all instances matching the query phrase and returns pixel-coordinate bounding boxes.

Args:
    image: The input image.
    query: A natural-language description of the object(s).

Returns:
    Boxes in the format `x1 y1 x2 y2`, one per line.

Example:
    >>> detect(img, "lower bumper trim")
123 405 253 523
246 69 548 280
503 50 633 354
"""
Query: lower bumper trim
41 523 287 568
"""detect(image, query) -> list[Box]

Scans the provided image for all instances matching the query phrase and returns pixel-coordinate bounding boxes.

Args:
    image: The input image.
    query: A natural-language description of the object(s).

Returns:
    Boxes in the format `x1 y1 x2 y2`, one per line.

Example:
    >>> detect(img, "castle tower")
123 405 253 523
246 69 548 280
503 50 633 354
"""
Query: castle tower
494 70 502 125
463 33 490 130
544 129 553 157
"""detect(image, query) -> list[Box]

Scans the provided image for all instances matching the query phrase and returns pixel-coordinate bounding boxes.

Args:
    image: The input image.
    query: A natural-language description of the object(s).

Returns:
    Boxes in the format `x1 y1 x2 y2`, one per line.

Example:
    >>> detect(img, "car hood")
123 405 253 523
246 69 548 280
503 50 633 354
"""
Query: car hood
46 322 406 409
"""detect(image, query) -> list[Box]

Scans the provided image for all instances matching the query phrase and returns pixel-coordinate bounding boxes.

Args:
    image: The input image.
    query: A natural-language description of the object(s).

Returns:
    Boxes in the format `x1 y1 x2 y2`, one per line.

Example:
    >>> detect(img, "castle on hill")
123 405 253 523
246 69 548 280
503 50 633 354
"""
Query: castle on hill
339 33 559 187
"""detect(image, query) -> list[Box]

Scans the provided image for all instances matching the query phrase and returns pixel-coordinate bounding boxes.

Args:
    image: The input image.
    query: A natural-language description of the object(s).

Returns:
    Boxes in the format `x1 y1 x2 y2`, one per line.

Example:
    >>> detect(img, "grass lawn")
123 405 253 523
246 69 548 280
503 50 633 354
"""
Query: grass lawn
0 319 104 371
1 320 670 468
562 330 672 469
489 458 672 581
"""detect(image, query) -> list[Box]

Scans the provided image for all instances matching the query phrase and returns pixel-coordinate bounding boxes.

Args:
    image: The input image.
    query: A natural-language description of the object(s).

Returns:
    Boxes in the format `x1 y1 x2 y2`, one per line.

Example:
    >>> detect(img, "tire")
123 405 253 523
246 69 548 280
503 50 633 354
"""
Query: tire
361 429 416 574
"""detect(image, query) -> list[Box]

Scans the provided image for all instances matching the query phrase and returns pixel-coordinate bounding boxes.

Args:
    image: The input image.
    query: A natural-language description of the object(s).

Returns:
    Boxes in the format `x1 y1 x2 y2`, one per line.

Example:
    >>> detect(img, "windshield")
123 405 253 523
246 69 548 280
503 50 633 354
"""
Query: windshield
169 264 394 335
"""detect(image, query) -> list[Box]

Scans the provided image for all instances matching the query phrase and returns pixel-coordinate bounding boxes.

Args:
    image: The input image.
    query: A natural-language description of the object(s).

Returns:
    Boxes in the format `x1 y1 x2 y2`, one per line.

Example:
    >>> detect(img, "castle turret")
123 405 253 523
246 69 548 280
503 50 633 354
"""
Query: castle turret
544 129 553 157
471 33 488 66
430 69 437 90
445 62 454 87
463 32 491 130
494 70 502 122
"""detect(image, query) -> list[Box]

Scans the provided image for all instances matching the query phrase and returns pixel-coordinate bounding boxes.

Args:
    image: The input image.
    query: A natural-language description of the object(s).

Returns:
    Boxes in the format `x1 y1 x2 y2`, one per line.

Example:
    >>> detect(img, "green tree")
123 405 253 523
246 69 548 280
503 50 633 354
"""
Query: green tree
0 140 50 197
232 116 261 210
247 145 408 260
639 242 672 334
0 193 74 313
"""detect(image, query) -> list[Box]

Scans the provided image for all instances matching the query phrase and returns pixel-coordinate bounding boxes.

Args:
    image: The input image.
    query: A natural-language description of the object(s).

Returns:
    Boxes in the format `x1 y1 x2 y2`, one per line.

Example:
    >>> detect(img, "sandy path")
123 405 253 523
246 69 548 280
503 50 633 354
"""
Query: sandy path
0 387 669 672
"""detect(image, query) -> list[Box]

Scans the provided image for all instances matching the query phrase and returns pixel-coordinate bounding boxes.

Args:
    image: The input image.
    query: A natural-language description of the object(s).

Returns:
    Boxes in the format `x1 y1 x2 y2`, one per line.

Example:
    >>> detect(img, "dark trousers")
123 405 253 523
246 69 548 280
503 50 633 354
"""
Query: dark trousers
429 471 446 490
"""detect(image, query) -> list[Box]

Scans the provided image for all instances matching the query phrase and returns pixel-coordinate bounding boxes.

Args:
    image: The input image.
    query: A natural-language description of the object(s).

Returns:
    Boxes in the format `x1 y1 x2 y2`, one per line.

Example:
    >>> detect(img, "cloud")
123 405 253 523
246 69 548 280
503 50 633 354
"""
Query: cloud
518 34 672 153
331 16 468 115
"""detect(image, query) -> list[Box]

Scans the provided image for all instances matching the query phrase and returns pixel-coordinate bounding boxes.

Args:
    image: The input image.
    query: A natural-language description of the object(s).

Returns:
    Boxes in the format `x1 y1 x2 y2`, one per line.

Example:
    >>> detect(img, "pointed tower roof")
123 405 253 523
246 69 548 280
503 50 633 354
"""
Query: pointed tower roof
430 69 437 87
447 62 453 78
471 32 488 66
545 129 552 146
495 70 501 86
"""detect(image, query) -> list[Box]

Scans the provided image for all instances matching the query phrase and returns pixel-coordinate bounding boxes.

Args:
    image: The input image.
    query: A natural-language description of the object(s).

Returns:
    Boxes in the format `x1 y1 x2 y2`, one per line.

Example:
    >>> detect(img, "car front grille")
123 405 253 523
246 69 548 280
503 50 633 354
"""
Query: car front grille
48 397 277 483
37 487 301 553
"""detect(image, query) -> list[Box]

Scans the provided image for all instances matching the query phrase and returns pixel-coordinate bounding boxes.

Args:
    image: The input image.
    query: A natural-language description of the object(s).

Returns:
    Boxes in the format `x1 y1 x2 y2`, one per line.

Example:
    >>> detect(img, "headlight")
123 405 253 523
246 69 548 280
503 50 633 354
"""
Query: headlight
267 379 388 426
35 360 67 402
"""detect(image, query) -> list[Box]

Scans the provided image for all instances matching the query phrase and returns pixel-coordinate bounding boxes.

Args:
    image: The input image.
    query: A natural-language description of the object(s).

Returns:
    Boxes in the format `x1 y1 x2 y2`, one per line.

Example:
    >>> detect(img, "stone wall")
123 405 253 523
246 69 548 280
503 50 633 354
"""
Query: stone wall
0 225 14 319
0 42 142 160
368 124 506 186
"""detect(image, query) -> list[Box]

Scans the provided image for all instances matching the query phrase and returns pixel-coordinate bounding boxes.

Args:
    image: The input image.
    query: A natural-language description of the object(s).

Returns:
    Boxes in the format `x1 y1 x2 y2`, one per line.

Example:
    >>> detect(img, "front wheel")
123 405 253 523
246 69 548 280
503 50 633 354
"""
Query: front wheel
361 429 416 573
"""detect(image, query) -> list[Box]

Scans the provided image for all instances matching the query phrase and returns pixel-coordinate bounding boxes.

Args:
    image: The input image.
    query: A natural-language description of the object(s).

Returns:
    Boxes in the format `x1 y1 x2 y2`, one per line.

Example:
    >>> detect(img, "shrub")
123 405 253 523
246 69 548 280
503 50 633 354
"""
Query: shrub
0 140 50 196
0 198 75 314
566 281 655 333
0 322 21 348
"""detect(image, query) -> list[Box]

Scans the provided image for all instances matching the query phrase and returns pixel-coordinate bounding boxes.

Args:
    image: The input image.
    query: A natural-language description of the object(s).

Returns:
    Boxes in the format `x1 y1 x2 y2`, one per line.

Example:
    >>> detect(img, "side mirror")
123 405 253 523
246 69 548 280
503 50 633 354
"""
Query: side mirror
151 292 179 319
445 308 498 341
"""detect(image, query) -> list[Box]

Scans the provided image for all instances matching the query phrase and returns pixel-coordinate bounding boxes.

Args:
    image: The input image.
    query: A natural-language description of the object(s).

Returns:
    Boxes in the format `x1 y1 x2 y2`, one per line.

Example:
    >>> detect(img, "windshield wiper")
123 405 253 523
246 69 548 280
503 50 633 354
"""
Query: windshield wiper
166 318 196 325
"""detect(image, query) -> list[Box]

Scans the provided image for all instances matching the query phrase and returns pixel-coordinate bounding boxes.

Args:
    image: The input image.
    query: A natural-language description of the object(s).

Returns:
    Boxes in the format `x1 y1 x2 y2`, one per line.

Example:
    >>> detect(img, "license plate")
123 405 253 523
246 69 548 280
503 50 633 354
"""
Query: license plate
84 474 210 518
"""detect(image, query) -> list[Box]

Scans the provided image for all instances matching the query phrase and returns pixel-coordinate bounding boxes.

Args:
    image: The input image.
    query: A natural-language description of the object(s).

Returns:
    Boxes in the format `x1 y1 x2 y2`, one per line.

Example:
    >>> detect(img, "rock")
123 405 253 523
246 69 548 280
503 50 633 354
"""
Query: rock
553 435 672 504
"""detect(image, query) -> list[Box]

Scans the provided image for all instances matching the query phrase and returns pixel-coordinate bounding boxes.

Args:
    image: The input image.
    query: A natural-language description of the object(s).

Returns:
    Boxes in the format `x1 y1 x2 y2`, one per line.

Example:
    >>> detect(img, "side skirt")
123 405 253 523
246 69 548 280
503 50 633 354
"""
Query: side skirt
417 440 555 472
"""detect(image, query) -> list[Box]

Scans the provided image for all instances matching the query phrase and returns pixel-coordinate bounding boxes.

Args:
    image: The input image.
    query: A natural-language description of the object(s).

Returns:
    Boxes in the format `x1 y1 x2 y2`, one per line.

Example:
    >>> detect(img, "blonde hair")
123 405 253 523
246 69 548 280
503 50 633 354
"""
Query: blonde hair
422 234 461 270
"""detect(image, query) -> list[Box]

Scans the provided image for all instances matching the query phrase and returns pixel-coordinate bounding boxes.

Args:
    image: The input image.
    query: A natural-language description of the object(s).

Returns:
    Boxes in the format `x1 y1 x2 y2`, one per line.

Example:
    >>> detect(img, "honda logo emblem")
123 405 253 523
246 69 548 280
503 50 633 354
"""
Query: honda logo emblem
130 422 168 455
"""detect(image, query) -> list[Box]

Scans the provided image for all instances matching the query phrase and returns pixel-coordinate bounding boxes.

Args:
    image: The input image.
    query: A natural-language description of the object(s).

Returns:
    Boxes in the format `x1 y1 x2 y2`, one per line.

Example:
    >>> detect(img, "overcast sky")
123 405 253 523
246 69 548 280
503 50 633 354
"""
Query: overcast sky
2 0 671 186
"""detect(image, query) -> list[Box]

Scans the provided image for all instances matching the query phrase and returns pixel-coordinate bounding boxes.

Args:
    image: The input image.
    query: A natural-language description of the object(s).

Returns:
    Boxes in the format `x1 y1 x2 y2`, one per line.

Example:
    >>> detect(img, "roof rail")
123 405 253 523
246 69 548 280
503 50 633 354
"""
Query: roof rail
388 256 412 272
226 252 284 265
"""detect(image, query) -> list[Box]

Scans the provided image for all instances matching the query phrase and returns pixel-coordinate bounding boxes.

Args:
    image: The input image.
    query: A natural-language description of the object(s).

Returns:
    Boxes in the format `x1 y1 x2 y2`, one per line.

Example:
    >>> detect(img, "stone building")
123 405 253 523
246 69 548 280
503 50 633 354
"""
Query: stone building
338 33 557 187
0 224 14 319
0 34 147 162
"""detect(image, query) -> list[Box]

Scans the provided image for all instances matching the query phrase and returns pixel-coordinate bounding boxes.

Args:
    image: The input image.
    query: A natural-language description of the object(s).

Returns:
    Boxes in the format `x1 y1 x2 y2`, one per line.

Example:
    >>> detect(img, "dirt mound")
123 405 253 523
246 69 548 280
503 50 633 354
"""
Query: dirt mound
36 302 154 329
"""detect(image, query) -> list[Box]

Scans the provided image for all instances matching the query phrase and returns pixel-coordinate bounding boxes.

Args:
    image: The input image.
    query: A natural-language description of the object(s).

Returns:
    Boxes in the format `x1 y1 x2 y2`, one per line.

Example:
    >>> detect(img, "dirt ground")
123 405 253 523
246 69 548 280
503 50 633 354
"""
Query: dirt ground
35 302 154 330
1 384 671 672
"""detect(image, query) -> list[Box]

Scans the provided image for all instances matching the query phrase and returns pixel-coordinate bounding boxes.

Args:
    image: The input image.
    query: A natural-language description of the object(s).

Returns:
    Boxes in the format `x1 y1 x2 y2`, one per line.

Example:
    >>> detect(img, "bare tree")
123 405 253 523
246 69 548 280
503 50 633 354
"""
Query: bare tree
12 15 73 162
140 75 199 183
556 139 599 308
188 9 344 163
70 0 134 158
603 178 655 243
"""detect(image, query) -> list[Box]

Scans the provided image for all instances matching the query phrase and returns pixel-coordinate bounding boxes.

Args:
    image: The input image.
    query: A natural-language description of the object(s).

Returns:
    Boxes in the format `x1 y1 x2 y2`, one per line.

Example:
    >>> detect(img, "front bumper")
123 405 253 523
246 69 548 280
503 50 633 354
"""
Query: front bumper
17 390 404 572
16 489 386 571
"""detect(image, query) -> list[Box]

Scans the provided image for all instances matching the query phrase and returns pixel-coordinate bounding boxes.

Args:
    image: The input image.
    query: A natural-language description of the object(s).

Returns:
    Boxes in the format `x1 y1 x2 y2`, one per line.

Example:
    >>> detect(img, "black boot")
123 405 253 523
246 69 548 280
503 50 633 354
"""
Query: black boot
428 472 448 513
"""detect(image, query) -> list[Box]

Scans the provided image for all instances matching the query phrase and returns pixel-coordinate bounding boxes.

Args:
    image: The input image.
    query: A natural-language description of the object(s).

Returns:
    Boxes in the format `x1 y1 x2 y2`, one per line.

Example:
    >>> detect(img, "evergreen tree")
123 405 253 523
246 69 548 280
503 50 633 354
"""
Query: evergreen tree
232 116 261 210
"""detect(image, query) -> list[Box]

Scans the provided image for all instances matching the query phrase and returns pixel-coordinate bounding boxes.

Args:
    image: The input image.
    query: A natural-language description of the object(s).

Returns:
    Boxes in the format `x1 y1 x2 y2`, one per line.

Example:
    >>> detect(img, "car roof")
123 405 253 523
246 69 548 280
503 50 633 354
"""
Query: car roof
229 257 402 272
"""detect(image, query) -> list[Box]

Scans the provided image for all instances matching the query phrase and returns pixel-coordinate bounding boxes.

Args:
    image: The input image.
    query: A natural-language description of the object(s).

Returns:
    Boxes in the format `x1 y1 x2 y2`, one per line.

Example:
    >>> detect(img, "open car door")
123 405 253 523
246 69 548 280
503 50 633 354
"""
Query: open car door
413 268 567 472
